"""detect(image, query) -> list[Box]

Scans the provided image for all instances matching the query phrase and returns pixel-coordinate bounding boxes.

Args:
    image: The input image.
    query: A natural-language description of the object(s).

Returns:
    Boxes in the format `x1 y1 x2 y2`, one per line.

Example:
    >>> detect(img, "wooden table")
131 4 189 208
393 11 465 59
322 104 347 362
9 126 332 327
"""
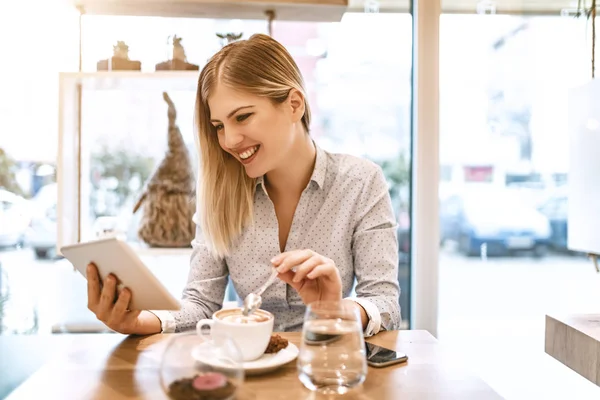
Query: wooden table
546 313 600 387
4 330 502 399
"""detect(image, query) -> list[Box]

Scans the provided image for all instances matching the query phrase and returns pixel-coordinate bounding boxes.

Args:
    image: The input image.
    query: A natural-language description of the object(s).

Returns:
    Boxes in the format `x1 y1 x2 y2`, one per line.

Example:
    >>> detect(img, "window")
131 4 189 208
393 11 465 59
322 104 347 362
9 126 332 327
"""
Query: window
439 6 600 396
0 5 413 334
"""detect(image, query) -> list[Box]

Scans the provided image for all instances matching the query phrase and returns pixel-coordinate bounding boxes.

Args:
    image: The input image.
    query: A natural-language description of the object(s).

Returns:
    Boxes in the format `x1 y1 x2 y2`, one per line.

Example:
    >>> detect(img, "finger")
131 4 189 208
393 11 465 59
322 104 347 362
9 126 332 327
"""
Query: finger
306 263 340 281
277 270 303 291
272 249 313 267
292 256 322 283
98 274 118 316
270 251 291 266
86 263 101 310
110 287 131 323
271 250 301 268
275 249 314 273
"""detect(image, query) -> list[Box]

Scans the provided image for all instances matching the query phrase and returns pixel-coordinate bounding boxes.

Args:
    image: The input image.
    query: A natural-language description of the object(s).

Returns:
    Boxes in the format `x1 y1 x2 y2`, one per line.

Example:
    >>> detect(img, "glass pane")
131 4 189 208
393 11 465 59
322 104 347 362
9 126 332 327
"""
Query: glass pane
442 0 583 13
0 2 79 343
79 12 413 326
439 6 600 397
79 83 199 244
0 4 413 343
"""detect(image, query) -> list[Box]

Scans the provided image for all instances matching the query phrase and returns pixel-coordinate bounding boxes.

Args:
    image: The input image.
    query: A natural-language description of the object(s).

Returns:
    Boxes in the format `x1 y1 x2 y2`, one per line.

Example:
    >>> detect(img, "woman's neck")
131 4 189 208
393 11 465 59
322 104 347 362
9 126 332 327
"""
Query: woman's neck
265 132 316 198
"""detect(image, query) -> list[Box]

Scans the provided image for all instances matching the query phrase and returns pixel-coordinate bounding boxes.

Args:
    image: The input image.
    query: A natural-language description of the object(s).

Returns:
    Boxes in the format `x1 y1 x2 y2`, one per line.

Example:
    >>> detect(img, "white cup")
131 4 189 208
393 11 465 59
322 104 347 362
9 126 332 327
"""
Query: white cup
196 308 274 361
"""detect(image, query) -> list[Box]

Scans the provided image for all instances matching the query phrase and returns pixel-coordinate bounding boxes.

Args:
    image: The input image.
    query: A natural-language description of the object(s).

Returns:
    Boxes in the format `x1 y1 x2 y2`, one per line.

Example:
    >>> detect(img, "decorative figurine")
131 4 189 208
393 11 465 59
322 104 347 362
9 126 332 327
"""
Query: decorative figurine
156 35 199 71
216 32 243 47
97 41 142 71
133 92 196 248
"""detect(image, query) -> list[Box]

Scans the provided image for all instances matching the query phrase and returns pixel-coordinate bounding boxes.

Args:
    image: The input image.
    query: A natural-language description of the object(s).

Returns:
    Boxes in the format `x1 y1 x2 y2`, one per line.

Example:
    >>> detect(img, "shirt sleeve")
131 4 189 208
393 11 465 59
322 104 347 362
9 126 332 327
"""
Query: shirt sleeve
344 296 382 337
151 215 229 333
351 165 402 334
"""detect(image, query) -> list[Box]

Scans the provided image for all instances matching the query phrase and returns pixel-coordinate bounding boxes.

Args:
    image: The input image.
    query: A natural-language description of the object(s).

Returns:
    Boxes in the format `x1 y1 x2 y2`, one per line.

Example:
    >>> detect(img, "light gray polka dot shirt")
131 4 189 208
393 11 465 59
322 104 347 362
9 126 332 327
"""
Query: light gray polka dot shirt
152 145 401 336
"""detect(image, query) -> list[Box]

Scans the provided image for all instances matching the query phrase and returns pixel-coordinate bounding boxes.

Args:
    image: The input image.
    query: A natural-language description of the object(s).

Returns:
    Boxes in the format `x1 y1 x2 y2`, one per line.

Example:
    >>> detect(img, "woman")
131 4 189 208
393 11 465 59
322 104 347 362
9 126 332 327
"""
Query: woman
86 34 401 337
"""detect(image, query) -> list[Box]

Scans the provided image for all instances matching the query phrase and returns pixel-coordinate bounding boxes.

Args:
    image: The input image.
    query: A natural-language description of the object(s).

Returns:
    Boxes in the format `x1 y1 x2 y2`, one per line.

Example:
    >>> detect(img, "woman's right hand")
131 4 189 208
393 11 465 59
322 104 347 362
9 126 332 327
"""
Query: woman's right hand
86 263 161 335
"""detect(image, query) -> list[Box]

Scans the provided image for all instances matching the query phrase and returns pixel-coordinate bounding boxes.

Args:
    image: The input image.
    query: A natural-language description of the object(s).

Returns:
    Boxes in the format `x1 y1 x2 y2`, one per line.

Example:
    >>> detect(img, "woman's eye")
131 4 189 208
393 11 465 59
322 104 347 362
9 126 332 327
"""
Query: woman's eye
236 113 252 122
213 124 224 132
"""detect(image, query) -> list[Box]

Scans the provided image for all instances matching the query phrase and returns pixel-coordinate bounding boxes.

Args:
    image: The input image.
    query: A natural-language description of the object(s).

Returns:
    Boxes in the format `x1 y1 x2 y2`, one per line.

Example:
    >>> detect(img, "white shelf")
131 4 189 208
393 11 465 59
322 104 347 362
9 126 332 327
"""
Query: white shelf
57 242 193 257
57 71 199 252
72 0 348 22
128 243 193 256
59 71 201 91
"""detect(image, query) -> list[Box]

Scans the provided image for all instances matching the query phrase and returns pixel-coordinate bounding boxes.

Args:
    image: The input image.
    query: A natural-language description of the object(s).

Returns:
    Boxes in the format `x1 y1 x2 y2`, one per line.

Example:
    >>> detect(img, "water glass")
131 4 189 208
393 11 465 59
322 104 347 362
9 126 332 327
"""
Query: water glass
160 330 244 400
297 300 367 394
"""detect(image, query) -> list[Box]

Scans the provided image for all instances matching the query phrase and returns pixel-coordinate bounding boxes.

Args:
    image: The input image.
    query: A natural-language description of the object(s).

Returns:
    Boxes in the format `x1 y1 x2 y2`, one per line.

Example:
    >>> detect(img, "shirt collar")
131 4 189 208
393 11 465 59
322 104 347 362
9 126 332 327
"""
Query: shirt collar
255 141 326 191
310 143 326 189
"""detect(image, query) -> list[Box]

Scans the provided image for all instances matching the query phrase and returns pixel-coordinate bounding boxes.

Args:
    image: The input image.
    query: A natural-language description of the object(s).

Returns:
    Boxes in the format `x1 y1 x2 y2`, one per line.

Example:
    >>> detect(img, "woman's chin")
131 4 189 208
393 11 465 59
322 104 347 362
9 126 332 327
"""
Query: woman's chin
243 164 264 179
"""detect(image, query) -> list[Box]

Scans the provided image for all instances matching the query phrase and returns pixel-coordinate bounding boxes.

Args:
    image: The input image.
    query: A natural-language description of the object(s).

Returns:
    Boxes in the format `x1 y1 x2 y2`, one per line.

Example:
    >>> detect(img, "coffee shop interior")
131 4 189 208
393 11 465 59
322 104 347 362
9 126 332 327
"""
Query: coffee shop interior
1 0 600 398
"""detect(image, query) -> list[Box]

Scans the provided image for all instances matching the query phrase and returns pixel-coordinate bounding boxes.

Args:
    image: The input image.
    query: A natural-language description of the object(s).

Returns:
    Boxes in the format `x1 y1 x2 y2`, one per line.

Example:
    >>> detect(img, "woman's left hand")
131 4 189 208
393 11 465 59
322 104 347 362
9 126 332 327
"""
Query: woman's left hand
272 249 342 305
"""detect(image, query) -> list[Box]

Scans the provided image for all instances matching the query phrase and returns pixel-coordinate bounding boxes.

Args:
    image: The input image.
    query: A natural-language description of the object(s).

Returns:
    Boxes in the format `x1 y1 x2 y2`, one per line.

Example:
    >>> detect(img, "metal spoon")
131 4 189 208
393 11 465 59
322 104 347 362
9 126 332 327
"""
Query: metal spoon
242 267 279 316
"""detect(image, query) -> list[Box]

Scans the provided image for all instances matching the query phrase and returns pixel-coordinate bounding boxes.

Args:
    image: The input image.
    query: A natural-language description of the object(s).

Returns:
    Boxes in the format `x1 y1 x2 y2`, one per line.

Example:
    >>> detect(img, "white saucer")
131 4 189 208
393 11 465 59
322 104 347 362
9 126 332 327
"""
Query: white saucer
192 342 299 376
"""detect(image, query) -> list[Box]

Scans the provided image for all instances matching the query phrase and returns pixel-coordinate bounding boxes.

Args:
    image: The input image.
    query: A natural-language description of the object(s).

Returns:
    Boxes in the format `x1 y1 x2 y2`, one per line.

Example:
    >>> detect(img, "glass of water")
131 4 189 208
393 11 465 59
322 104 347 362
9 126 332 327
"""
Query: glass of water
160 331 244 400
297 300 367 394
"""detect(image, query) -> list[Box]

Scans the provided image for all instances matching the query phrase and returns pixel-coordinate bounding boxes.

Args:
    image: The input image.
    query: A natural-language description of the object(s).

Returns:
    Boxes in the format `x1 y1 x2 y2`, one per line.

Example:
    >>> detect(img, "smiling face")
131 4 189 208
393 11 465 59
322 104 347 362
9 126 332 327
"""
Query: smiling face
208 81 305 179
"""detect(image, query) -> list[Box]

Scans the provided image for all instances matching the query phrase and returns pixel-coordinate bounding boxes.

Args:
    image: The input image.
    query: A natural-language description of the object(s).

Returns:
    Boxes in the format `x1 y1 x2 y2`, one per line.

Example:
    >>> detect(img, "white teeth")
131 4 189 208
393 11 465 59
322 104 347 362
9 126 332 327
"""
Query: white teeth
239 145 259 160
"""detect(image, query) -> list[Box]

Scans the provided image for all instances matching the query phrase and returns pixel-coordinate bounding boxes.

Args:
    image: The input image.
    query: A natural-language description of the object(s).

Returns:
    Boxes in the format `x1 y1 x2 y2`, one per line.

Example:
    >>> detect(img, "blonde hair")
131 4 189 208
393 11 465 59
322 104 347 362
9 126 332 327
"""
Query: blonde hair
195 33 311 259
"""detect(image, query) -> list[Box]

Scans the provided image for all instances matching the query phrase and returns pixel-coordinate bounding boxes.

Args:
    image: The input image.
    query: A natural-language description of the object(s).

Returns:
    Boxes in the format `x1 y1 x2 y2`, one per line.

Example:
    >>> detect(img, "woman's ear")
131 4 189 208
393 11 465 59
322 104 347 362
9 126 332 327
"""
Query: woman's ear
288 89 305 123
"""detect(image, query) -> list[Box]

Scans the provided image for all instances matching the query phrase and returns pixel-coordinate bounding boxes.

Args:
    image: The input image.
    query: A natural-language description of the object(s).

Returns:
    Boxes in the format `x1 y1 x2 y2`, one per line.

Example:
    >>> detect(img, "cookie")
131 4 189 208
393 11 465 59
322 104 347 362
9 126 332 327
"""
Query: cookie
264 334 289 354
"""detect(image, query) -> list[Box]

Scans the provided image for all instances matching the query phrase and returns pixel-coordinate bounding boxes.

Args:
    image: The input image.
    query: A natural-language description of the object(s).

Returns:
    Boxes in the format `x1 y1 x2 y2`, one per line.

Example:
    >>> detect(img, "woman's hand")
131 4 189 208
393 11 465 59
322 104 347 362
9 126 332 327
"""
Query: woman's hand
272 249 342 305
86 263 161 335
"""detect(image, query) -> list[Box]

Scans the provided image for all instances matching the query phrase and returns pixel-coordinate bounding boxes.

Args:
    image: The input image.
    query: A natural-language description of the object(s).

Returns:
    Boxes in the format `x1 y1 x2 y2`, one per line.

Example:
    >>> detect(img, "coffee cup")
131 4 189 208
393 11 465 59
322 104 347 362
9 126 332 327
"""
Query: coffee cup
196 308 274 361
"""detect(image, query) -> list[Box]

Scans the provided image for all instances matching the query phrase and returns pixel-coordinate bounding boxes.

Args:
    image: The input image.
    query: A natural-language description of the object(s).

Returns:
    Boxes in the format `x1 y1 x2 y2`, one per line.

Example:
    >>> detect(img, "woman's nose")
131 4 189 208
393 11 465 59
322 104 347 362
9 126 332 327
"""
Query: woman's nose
223 128 244 149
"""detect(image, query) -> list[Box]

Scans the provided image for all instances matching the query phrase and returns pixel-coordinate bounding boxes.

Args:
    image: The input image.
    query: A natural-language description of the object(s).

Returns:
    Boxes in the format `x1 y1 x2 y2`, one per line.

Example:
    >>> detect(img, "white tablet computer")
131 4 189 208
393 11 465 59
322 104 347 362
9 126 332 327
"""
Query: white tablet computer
60 238 181 311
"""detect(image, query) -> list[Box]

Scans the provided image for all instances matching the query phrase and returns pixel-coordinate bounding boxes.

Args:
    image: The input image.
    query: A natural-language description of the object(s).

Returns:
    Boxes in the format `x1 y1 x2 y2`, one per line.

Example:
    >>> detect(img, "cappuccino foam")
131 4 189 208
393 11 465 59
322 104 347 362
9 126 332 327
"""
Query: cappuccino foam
217 308 270 324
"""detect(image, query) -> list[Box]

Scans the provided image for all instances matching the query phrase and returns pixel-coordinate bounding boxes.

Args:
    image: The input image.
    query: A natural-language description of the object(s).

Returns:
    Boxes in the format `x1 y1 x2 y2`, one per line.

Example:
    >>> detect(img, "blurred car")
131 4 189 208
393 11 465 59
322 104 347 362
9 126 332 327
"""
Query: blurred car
0 189 31 248
440 188 551 257
24 183 58 259
505 182 549 209
537 191 568 251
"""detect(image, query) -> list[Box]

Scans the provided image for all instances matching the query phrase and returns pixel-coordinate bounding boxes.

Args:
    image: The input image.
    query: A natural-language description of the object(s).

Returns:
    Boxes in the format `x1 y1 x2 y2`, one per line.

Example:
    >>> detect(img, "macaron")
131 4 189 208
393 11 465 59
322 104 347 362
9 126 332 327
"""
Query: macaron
192 372 228 391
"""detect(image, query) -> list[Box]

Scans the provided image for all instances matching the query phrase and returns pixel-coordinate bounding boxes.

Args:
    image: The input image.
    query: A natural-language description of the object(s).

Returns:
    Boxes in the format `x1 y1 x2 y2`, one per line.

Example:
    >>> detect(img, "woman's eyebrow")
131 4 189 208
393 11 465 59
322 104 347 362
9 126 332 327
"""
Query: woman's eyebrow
211 105 255 122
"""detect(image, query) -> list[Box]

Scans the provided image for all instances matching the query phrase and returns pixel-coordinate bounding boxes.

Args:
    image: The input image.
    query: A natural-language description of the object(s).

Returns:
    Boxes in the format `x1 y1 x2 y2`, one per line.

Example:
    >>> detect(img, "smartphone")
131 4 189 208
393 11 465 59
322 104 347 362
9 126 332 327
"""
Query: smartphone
365 341 408 368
